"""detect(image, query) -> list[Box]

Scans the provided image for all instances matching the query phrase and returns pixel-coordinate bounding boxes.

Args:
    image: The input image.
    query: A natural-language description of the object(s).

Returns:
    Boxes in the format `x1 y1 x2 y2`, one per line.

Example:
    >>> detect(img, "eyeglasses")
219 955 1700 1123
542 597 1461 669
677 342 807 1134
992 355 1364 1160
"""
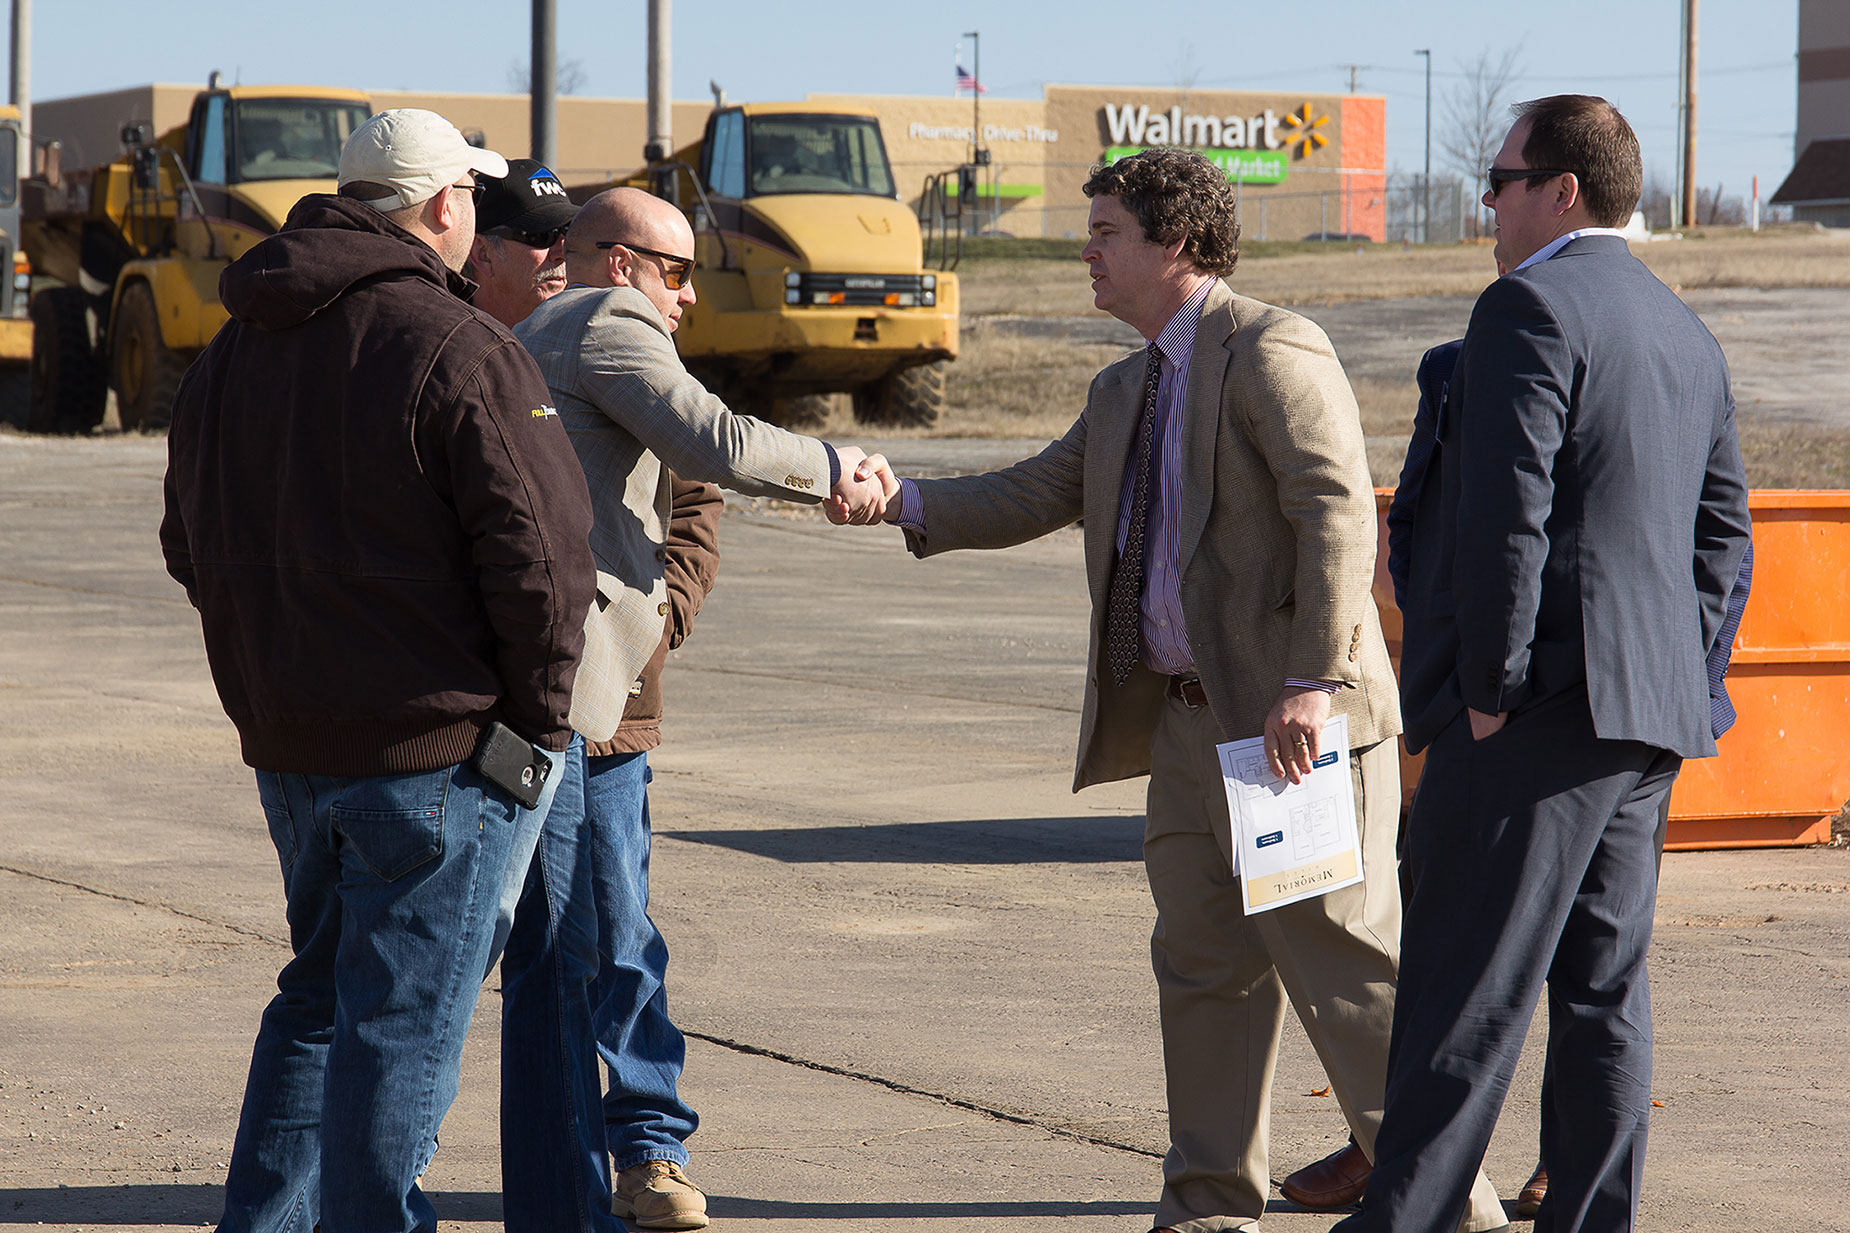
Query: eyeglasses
1484 165 1575 195
594 241 696 290
490 224 571 249
452 178 489 205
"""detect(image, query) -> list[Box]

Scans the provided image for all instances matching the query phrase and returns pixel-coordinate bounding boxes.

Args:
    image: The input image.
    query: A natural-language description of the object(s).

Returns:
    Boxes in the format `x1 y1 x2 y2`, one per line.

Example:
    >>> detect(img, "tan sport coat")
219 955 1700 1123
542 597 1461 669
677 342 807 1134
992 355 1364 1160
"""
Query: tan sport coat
517 285 832 742
905 279 1400 790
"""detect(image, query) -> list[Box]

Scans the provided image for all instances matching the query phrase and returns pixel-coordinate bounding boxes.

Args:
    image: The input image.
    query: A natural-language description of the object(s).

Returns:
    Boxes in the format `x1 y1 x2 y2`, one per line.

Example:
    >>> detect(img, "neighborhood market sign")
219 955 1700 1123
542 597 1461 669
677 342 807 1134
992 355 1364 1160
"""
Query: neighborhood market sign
1106 145 1288 184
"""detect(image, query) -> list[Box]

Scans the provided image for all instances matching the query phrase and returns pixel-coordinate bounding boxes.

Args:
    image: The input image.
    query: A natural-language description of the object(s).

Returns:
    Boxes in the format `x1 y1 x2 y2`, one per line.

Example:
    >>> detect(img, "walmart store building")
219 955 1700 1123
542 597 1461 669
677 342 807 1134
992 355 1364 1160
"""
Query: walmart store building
37 82 1386 243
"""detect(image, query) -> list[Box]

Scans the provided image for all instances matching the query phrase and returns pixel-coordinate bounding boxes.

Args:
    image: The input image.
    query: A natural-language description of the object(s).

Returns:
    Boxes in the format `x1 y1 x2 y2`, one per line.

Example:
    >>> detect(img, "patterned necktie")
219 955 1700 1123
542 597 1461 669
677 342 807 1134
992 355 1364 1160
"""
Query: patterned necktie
1106 343 1165 686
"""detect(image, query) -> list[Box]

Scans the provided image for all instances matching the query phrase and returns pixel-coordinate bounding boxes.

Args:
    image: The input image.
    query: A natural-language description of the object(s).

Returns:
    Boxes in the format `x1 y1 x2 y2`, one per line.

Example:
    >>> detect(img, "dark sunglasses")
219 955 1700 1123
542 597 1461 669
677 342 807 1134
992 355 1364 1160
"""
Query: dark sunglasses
452 178 489 205
1484 165 1575 194
491 224 571 249
594 241 695 290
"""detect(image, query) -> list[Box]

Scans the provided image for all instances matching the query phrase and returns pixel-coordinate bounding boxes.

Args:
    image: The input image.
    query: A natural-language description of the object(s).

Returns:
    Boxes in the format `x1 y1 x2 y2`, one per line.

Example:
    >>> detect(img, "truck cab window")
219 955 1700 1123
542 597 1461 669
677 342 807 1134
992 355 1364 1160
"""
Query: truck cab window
709 111 746 199
233 100 370 183
195 95 228 185
747 115 894 198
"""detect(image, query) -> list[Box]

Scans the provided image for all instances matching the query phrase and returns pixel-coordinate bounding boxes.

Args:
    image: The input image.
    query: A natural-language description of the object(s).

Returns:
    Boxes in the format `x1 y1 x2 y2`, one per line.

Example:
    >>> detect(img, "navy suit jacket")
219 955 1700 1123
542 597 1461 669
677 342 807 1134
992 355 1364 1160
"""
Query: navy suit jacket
1388 338 1753 743
1395 236 1752 758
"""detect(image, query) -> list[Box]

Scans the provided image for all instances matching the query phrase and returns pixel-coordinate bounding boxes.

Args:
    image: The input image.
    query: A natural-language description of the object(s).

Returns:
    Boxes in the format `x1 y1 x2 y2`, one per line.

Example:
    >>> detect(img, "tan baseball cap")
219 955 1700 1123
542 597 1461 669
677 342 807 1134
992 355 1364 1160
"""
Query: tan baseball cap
338 109 510 210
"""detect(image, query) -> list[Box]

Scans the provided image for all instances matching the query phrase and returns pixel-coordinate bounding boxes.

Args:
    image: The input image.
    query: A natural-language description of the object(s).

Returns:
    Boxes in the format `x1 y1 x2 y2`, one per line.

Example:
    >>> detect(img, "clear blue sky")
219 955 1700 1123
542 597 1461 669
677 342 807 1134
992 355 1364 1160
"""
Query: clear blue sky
23 0 1801 205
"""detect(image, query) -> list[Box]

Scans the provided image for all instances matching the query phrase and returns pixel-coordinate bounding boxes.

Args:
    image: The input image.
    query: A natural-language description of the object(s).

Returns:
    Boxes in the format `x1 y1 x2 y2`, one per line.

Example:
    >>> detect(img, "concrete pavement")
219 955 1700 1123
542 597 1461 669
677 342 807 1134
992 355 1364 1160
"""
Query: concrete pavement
2 431 1847 1231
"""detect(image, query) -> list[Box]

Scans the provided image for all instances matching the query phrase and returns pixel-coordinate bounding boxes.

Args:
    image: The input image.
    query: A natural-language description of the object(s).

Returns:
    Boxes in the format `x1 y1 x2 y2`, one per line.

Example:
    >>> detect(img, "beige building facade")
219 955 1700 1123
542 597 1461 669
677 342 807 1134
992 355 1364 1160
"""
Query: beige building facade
34 81 1388 243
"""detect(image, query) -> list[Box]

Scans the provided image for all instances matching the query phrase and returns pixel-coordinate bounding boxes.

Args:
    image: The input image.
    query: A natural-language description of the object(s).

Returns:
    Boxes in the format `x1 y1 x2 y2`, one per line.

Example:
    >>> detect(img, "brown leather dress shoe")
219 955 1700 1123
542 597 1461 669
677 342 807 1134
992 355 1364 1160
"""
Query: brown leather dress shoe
1514 1162 1548 1218
1279 1136 1371 1210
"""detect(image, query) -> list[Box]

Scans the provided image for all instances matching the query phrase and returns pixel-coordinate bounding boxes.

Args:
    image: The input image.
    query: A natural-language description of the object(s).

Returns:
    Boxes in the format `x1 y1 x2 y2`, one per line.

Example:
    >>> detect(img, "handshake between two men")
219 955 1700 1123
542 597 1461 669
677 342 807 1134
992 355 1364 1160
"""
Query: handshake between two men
819 445 900 526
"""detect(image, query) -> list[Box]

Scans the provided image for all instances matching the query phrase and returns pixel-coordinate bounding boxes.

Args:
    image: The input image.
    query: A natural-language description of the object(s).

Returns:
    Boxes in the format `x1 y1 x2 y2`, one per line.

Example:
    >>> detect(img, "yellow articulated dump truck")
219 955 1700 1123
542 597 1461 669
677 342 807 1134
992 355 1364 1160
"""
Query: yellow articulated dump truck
22 81 372 431
651 103 958 427
0 105 34 412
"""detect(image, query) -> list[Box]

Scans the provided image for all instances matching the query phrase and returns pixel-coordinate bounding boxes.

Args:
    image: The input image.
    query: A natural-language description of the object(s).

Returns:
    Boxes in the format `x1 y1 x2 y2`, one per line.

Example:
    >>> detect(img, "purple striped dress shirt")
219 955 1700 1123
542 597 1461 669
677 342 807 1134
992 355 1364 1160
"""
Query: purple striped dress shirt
897 277 1335 696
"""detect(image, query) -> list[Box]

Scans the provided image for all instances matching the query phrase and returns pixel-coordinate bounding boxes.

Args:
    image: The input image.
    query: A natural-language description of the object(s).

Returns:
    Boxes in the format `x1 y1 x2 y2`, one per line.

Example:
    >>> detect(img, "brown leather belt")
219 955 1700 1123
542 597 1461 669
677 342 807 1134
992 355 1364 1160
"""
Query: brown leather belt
1167 675 1208 708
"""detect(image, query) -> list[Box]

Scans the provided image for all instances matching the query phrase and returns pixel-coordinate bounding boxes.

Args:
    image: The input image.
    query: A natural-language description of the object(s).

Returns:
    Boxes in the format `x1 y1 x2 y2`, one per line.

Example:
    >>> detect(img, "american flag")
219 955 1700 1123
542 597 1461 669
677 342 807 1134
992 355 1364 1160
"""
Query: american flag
955 63 986 95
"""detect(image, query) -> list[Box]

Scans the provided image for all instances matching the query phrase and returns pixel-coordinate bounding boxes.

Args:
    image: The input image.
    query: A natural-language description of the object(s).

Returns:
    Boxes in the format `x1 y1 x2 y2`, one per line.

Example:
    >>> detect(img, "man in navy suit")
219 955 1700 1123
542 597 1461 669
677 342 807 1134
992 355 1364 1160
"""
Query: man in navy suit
1286 333 1753 1218
1332 95 1752 1233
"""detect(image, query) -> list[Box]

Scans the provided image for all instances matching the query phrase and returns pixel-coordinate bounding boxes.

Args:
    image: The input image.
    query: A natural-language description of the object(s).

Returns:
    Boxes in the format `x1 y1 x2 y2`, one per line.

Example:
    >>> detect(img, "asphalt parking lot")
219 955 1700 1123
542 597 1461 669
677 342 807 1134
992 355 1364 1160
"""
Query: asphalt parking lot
3 432 1847 1232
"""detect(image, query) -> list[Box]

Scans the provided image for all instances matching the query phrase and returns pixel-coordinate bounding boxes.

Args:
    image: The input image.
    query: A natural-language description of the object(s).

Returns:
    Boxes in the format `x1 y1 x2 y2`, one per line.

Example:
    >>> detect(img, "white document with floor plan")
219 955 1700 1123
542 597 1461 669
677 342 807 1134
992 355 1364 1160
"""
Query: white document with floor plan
1216 714 1364 915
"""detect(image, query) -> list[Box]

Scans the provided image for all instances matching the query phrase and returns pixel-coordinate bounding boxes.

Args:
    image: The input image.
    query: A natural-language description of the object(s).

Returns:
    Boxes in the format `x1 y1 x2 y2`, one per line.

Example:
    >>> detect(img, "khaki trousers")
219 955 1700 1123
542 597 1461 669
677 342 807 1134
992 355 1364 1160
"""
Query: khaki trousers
1143 696 1505 1233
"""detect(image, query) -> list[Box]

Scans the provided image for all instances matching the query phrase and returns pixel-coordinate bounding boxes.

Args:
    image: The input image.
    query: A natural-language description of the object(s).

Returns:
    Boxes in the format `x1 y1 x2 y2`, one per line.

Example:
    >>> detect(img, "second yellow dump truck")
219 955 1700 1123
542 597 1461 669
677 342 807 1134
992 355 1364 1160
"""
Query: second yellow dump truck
650 102 959 427
23 81 372 431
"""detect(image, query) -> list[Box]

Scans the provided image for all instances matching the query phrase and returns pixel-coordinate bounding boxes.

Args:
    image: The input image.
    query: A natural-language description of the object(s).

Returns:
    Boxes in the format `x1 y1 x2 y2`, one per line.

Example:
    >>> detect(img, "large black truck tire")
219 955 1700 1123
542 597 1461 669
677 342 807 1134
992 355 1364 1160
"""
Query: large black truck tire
853 360 945 429
26 287 107 434
111 281 190 432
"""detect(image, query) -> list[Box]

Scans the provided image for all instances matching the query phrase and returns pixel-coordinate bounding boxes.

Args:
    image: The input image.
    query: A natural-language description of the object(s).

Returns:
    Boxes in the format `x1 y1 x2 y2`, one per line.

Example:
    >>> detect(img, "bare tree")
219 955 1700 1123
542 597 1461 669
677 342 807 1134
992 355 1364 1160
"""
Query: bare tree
507 58 588 95
1697 184 1746 226
1438 47 1523 236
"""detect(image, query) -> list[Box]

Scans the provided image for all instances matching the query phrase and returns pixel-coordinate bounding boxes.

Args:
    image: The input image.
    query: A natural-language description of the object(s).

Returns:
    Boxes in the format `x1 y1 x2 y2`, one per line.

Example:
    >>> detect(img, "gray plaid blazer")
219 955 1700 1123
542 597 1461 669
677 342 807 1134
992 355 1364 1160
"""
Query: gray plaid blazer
905 280 1401 790
516 285 832 740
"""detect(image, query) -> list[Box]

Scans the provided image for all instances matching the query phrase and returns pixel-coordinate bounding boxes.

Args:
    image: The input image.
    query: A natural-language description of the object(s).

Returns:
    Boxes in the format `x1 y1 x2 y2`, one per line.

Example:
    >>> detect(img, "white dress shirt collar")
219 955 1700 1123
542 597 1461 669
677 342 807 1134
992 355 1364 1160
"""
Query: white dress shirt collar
1511 227 1630 273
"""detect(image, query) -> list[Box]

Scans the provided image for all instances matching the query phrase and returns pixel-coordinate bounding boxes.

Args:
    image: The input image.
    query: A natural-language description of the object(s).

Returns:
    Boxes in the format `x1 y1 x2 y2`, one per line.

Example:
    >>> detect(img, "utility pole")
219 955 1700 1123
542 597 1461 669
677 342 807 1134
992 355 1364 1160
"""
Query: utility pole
1681 0 1698 228
1338 64 1366 93
646 0 671 166
1415 48 1431 243
530 0 555 166
10 0 29 171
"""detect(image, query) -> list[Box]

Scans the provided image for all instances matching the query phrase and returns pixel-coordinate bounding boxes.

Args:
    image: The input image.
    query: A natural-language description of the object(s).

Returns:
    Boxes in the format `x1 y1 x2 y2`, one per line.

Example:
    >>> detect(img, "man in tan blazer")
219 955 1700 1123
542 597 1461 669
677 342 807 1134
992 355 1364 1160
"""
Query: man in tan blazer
863 150 1506 1233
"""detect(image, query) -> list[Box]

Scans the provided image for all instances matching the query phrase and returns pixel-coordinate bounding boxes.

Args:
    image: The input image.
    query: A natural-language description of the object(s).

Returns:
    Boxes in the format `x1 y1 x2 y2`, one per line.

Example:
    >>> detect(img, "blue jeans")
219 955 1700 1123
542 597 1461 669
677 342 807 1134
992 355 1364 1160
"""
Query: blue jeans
501 750 696 1233
219 752 557 1233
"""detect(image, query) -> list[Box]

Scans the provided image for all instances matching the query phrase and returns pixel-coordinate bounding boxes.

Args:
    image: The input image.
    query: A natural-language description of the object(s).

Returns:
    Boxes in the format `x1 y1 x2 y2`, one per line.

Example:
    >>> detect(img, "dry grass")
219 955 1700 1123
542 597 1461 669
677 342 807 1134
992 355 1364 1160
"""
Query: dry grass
921 340 1849 489
1735 422 1850 489
938 321 1125 440
1352 376 1850 490
957 225 1850 317
934 226 1850 487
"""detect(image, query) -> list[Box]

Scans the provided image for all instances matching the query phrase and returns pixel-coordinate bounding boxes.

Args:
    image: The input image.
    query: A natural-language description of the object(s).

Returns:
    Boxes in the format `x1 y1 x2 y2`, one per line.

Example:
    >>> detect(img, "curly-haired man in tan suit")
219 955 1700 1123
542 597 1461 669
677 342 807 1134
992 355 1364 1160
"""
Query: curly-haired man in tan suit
855 149 1506 1233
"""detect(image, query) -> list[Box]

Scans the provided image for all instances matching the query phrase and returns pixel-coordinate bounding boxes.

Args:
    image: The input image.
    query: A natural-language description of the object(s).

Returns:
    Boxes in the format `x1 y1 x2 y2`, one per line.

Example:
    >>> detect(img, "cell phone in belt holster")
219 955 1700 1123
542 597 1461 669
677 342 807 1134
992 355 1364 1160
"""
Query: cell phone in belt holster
473 721 553 810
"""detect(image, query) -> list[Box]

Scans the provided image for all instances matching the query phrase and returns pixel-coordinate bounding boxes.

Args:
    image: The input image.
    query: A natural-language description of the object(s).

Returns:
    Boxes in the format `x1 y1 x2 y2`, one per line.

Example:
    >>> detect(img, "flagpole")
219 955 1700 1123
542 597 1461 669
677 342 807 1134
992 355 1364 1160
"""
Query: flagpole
963 30 981 165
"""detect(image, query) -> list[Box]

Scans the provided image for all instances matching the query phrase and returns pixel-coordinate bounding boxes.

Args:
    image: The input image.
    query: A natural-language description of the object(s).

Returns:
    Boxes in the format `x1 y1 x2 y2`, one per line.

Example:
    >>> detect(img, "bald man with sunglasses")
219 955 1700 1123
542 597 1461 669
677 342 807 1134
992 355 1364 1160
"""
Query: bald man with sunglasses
509 186 891 1232
473 168 726 1232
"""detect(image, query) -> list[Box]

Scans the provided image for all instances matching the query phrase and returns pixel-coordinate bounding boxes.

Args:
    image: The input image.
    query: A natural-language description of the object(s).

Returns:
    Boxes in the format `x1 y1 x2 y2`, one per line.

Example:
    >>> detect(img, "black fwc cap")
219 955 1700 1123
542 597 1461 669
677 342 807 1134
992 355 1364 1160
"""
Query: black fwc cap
477 159 579 234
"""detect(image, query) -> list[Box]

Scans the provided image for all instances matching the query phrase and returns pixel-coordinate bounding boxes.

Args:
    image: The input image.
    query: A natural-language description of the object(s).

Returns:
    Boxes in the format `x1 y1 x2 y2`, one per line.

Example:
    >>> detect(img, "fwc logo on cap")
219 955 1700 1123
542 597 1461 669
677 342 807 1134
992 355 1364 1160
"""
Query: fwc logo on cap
529 168 568 198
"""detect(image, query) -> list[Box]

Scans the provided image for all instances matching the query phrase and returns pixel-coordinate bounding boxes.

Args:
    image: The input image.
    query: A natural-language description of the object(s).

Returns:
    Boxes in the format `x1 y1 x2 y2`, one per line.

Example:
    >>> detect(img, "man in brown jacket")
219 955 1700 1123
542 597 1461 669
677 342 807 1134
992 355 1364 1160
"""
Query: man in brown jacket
858 149 1506 1233
160 109 595 1233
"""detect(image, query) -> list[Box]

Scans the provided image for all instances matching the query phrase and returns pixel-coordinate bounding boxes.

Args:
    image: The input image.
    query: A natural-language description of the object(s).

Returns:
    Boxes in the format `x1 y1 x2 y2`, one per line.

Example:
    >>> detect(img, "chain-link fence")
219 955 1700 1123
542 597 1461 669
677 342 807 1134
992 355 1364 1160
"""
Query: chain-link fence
898 159 1497 245
1383 171 1486 243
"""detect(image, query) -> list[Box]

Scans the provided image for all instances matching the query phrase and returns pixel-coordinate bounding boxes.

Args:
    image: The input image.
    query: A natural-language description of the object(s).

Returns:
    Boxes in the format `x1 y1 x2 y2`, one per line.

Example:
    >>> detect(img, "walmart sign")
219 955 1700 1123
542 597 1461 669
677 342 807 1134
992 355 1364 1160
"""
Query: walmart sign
1105 145 1289 184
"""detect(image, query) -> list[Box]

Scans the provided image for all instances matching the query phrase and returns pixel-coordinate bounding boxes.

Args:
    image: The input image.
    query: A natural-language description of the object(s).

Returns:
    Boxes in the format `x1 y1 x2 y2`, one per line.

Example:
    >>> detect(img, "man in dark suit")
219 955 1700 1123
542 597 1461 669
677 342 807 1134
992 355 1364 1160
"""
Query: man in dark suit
1289 334 1753 1218
1331 95 1752 1233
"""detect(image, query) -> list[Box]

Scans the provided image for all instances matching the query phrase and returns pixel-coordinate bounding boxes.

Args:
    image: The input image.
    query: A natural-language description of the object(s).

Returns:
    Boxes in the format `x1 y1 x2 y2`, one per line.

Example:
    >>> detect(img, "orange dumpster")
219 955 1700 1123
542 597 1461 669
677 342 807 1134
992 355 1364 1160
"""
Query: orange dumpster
1372 490 1850 850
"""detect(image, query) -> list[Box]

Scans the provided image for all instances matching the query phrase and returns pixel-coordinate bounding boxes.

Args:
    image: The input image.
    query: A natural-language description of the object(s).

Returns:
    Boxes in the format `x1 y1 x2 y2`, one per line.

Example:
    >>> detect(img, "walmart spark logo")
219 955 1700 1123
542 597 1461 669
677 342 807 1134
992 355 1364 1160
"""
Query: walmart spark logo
1282 103 1330 158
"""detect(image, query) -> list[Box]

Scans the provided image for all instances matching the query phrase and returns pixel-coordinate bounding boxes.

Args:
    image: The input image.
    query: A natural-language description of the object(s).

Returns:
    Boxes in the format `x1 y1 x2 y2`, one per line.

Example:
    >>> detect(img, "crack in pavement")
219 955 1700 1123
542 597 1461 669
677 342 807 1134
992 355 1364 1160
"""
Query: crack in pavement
680 1027 1162 1161
0 864 286 947
1 869 1158 1162
0 573 193 606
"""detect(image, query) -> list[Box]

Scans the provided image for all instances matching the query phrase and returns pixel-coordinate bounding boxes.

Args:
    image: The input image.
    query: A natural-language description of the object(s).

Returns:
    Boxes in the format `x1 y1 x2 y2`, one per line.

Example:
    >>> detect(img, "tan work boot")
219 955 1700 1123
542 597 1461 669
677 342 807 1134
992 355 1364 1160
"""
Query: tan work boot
613 1159 708 1230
